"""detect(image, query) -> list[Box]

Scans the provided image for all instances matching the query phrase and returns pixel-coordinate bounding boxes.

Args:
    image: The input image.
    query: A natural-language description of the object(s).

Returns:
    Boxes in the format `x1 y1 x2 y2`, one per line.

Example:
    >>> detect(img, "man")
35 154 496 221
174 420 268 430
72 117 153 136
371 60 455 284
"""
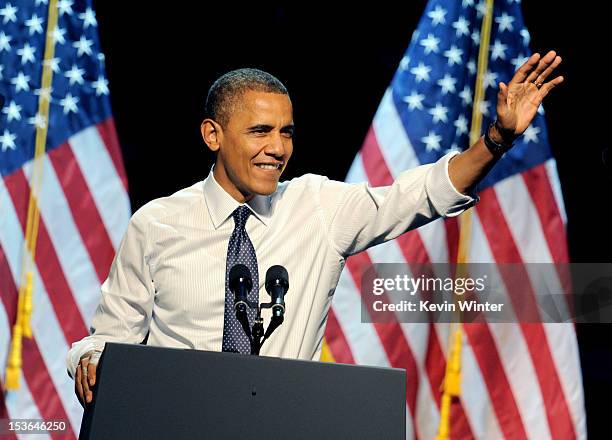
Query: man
69 51 563 406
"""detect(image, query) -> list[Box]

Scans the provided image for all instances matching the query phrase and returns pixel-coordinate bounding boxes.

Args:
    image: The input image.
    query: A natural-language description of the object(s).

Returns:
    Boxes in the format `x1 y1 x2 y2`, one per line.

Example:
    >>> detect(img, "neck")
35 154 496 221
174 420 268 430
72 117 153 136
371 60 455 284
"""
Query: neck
212 166 253 203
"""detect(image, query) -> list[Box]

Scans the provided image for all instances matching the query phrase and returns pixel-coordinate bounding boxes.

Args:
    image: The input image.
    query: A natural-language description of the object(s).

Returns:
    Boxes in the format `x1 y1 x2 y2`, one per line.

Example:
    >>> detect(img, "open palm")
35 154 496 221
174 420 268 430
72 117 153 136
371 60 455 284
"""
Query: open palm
496 51 564 140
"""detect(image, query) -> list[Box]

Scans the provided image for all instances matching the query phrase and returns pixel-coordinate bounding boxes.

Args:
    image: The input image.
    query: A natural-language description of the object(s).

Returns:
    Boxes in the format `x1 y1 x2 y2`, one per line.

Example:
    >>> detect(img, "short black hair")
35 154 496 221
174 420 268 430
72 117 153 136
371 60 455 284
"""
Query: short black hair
204 68 289 126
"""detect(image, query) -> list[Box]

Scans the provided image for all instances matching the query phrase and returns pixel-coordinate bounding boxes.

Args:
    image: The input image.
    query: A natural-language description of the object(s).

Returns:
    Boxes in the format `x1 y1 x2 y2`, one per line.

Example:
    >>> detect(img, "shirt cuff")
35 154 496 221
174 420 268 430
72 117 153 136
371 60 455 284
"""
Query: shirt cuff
66 340 106 379
425 151 479 218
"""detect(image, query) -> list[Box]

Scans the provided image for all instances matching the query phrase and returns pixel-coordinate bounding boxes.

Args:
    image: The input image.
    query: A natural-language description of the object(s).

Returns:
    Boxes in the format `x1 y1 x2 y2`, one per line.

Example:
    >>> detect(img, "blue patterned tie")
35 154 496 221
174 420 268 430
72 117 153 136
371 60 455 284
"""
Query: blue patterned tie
222 205 259 354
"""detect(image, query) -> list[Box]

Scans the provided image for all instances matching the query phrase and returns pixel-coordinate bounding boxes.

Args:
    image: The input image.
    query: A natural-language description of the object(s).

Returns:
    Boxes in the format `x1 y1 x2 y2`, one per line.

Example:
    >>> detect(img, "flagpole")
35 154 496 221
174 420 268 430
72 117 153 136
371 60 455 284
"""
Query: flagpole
4 0 60 391
436 0 495 438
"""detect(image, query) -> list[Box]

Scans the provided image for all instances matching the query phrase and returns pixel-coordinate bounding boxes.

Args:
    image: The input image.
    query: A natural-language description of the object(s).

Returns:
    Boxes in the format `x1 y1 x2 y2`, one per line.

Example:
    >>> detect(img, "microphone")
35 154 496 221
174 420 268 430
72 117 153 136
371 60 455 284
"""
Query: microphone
265 265 289 319
229 264 252 313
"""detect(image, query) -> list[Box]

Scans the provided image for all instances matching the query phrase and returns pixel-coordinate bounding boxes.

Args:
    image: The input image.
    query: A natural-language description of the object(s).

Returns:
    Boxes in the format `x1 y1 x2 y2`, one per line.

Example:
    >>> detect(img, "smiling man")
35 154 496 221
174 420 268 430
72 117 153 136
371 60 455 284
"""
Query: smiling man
68 57 563 407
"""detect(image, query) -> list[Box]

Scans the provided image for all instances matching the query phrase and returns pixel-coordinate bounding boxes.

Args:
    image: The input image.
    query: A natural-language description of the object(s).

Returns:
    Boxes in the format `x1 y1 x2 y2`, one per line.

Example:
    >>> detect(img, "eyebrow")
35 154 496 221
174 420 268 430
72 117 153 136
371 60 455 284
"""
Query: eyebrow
247 124 295 133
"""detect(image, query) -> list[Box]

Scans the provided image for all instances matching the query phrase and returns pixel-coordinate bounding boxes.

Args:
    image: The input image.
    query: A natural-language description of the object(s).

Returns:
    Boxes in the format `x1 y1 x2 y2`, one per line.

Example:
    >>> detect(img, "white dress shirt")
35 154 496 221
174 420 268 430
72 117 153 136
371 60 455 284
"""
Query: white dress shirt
66 152 475 377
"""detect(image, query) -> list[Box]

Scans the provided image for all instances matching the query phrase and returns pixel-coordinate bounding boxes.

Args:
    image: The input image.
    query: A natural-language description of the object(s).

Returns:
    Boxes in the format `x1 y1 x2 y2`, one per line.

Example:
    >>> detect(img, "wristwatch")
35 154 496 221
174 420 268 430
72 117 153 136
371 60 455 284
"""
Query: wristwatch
484 121 514 157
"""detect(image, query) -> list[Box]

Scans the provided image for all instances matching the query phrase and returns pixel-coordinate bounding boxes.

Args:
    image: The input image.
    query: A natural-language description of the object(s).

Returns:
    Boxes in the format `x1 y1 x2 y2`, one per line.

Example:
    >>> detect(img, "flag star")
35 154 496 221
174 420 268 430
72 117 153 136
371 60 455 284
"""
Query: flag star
78 7 97 28
57 0 74 16
446 143 462 154
35 87 53 102
444 45 463 66
462 0 474 7
476 1 488 17
65 64 86 85
0 31 11 52
484 71 498 89
11 72 30 92
495 12 515 32
92 76 109 96
511 54 529 69
50 26 66 45
428 103 449 123
402 91 425 110
459 85 473 106
28 113 47 129
97 53 105 63
0 3 18 24
437 74 457 95
523 125 541 143
454 114 469 135
478 100 490 116
491 39 508 60
0 129 17 152
467 60 476 75
421 131 442 152
471 30 480 45
410 62 432 82
420 33 440 54
399 56 410 71
73 35 94 57
520 29 530 46
25 14 44 35
60 93 79 114
452 17 470 37
17 43 36 64
2 100 22 122
428 6 447 26
43 57 61 73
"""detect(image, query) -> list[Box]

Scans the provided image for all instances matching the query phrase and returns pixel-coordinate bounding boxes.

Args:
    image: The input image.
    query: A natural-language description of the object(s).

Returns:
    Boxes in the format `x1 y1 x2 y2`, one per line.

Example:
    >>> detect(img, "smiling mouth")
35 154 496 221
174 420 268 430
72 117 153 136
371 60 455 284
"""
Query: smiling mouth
255 163 283 170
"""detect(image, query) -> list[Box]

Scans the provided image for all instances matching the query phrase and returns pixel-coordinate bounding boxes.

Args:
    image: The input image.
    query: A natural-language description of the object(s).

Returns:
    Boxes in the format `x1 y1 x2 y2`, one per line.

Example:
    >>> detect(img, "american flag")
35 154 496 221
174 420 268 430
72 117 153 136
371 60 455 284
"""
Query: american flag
0 0 129 438
324 0 586 439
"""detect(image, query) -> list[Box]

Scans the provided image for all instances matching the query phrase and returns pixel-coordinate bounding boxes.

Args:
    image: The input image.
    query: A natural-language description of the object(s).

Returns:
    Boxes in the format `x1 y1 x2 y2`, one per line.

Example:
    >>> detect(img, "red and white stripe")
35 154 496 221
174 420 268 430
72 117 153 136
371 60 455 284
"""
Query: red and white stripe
0 118 130 439
324 91 586 439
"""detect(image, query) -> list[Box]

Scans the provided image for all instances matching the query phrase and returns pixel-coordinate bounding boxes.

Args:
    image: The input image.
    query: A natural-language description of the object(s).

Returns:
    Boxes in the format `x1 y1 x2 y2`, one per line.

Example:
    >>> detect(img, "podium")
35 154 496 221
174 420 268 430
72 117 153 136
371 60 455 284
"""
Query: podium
79 343 406 439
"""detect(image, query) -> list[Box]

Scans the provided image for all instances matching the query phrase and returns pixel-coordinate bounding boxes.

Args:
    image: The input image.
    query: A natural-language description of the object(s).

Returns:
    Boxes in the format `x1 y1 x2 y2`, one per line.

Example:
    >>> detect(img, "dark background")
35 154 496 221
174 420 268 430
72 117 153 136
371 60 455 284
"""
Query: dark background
92 1 611 436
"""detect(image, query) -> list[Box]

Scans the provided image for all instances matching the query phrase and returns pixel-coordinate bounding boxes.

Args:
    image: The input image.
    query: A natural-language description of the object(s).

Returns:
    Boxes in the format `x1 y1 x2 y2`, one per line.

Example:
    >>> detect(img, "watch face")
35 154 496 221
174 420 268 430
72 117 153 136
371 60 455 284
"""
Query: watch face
485 124 511 156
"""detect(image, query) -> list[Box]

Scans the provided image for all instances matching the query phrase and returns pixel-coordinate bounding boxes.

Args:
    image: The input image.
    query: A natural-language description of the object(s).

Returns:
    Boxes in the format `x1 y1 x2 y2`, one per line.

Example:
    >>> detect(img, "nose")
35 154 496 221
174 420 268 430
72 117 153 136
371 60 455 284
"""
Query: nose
264 131 286 158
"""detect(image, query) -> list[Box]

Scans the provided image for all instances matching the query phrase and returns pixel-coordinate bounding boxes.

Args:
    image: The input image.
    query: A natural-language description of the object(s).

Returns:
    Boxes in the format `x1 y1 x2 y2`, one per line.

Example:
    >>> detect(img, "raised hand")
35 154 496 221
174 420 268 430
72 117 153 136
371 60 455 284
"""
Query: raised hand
494 50 564 143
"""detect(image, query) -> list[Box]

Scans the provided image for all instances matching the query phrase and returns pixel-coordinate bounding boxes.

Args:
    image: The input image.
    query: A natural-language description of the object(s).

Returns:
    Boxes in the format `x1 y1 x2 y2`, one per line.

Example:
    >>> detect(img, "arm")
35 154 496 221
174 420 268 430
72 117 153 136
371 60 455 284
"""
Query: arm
319 152 475 257
449 50 564 193
67 210 155 405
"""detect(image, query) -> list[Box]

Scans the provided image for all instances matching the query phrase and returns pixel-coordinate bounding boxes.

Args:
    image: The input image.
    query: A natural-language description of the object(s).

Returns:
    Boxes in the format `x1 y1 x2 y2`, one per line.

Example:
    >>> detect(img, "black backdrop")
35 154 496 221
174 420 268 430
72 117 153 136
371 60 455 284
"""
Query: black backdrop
92 1 611 435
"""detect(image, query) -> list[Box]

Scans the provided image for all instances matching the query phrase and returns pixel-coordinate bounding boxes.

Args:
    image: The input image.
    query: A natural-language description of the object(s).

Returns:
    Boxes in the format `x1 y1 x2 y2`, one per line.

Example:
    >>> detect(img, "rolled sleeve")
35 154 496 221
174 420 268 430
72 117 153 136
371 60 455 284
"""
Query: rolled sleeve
425 151 479 217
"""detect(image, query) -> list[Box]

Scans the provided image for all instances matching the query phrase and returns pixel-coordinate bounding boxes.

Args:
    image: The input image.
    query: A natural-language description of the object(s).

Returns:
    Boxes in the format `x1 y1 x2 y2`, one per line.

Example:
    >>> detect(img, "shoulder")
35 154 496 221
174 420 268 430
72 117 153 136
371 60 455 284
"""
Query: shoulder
130 181 204 226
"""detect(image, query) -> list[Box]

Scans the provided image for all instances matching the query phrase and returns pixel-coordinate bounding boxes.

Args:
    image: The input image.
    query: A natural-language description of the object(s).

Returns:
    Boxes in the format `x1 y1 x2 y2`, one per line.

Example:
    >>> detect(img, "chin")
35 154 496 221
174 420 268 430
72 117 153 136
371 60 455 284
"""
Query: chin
251 182 279 196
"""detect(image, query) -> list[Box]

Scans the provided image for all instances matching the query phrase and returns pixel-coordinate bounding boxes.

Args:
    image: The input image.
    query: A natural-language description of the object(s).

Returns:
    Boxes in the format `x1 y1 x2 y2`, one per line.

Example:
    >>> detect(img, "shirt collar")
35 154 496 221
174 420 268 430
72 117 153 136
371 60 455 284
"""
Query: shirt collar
202 168 272 229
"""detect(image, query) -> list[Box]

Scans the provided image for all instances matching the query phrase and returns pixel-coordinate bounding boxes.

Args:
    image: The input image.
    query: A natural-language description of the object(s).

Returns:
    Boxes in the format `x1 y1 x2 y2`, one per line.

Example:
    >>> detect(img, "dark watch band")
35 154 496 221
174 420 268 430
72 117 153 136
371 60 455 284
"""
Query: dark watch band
484 122 513 157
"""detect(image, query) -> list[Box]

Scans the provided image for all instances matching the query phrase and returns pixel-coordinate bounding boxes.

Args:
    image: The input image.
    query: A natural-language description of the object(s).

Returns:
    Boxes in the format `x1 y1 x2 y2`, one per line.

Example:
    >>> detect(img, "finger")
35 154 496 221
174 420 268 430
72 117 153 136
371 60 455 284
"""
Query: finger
87 362 97 387
525 50 557 84
80 358 91 404
533 56 562 86
510 52 541 83
75 367 84 406
539 75 564 98
497 82 508 107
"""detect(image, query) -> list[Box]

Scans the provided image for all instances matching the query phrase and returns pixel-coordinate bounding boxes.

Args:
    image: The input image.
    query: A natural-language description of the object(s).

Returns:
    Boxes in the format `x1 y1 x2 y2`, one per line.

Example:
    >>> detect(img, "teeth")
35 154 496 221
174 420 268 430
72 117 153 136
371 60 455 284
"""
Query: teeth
256 164 281 170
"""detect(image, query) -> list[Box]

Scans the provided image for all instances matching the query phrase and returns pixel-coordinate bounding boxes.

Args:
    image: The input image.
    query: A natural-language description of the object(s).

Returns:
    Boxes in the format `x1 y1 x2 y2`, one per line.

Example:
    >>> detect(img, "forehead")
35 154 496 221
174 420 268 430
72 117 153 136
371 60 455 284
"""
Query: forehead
229 90 293 125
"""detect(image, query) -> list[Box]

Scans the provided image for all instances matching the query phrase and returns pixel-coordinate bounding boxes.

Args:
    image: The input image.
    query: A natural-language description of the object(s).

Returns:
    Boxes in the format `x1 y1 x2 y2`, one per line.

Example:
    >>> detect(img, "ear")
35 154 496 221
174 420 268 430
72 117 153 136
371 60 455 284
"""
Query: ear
201 119 222 152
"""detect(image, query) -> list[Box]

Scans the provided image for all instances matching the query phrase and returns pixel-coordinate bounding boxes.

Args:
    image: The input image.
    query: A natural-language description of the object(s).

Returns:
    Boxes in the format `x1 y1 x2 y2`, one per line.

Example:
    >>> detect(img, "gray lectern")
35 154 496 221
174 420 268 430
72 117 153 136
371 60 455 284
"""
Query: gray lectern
79 343 405 439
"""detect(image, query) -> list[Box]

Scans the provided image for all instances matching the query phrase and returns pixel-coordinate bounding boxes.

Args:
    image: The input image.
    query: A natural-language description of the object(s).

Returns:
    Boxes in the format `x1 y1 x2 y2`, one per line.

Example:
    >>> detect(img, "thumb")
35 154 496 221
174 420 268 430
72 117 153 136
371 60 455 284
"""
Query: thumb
497 82 508 102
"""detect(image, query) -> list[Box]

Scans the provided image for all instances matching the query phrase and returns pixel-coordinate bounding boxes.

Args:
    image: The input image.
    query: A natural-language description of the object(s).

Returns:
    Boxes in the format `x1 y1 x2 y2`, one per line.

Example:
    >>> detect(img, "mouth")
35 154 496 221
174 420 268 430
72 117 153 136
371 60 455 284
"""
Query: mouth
254 163 283 171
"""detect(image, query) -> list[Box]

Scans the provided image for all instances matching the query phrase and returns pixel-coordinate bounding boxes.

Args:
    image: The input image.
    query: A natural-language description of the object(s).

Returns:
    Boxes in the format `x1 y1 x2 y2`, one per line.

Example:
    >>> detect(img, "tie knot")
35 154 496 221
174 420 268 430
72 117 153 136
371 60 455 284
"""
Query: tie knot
232 205 251 229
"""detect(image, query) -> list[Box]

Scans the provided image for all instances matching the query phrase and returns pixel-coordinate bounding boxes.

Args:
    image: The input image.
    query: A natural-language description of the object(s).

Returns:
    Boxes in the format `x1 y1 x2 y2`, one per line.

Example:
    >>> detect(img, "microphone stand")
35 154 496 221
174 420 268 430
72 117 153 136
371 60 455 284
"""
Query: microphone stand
239 300 283 355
